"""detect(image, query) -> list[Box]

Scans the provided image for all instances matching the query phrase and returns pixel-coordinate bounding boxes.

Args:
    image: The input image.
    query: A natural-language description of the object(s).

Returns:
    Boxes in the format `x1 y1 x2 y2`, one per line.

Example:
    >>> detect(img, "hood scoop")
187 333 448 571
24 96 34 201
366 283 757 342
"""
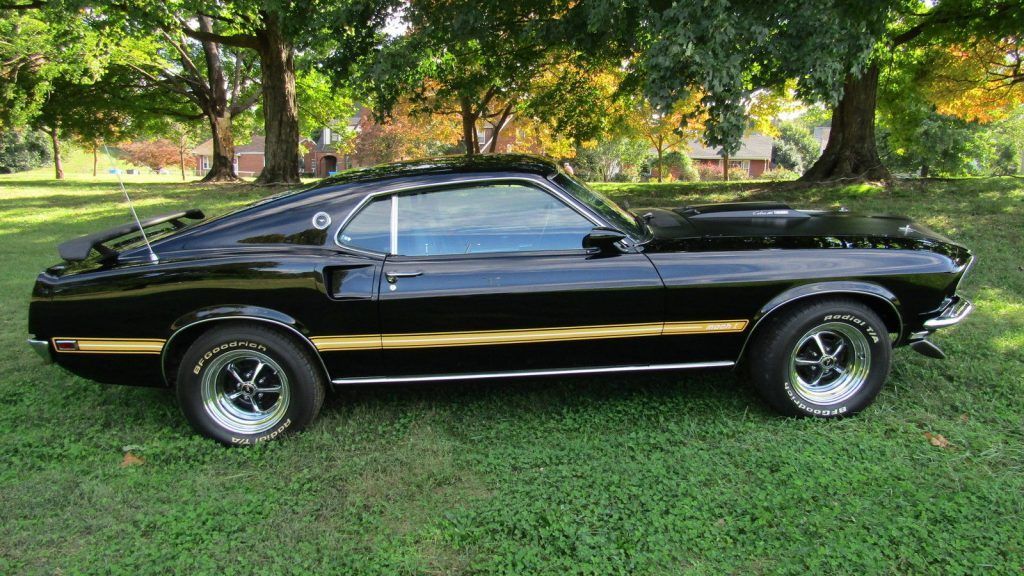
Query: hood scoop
676 202 810 220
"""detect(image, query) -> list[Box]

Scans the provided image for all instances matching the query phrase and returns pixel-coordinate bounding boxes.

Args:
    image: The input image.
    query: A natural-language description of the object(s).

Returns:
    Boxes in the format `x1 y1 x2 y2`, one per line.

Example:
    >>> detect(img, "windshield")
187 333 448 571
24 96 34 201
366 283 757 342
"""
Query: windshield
553 173 645 239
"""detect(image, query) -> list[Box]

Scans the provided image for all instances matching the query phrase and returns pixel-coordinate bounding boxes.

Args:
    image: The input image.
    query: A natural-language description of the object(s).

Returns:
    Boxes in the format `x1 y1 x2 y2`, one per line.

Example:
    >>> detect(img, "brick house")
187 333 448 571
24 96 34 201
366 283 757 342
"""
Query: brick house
686 133 773 178
193 110 368 179
192 136 270 177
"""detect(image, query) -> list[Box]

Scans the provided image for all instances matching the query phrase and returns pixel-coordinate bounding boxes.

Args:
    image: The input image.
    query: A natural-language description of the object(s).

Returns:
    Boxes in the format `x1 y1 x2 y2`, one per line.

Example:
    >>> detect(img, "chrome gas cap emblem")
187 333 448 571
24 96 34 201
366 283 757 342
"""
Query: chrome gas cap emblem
312 212 332 230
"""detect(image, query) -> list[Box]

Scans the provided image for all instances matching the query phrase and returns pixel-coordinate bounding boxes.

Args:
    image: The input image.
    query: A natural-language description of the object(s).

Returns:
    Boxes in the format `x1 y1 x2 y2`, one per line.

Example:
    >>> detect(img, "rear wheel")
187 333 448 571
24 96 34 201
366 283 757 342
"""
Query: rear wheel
176 324 325 445
748 299 892 417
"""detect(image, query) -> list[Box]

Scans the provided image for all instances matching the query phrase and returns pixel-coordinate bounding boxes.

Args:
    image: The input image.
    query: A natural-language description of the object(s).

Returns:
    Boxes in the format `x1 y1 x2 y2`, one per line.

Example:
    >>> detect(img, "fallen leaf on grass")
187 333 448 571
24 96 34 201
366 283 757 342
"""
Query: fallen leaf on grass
121 452 145 467
924 432 951 448
960 413 969 423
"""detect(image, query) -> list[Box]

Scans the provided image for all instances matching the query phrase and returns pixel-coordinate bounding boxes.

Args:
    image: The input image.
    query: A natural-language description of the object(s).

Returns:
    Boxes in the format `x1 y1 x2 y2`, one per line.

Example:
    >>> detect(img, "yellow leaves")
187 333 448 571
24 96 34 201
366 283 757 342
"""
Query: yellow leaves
120 452 145 467
923 432 951 449
923 40 1023 123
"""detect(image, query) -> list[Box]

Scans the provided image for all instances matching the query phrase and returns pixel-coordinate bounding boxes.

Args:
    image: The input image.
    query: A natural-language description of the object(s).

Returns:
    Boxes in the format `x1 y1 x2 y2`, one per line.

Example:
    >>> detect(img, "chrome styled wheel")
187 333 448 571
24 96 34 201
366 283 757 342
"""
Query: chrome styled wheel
788 322 871 406
200 349 291 435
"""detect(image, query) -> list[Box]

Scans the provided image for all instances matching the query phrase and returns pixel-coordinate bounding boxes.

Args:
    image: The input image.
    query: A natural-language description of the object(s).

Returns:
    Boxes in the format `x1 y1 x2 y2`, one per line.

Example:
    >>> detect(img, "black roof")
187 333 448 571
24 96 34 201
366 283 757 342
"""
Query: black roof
306 154 560 191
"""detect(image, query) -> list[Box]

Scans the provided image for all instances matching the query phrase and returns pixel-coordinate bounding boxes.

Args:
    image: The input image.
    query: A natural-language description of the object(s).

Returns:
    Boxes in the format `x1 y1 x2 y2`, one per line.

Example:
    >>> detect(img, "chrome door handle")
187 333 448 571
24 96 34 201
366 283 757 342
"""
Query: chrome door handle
384 270 423 283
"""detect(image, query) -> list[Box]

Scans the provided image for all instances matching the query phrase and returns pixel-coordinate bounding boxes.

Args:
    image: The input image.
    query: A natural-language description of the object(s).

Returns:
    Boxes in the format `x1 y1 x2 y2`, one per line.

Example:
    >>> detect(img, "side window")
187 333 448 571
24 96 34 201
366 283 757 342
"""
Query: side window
338 196 390 253
396 184 593 256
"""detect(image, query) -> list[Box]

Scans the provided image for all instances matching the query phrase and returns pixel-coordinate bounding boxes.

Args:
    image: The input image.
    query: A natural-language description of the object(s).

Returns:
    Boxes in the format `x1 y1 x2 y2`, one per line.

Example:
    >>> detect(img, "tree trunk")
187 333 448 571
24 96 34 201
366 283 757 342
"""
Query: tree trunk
801 63 890 181
484 104 513 154
197 17 240 183
656 146 664 183
92 146 98 177
920 164 929 178
460 98 478 156
723 153 730 182
179 145 186 181
49 126 64 180
201 113 238 182
255 13 300 185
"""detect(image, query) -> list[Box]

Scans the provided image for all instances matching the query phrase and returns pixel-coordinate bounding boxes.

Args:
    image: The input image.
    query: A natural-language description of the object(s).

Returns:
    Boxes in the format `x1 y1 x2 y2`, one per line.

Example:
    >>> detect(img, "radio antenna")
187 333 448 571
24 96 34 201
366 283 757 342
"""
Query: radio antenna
103 144 158 263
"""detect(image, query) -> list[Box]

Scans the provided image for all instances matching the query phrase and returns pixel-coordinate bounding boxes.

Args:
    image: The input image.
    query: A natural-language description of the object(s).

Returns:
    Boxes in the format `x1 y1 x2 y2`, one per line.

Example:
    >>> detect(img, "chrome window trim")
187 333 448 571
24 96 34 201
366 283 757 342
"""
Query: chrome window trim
332 360 735 385
161 316 331 385
332 176 607 256
389 194 398 255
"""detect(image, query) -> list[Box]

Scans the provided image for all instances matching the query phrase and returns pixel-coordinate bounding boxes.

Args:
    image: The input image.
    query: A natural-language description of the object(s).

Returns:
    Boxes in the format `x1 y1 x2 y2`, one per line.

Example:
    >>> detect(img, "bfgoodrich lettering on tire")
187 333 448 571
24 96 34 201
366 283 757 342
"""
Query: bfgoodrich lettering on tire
177 324 325 445
748 298 892 417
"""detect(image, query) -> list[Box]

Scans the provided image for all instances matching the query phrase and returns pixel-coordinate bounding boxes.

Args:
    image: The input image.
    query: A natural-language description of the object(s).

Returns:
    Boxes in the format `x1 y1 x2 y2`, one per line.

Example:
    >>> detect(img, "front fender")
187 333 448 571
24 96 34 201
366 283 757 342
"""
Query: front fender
736 281 904 364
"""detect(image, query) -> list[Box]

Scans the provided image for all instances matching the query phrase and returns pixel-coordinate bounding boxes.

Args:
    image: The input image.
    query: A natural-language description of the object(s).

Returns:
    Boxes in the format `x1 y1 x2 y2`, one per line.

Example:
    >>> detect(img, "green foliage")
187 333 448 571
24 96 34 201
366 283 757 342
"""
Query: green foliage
759 166 801 181
646 151 699 183
0 11 108 130
365 0 621 152
1 172 1022 573
296 67 358 140
771 122 822 173
612 0 891 154
878 112 993 176
0 130 50 173
572 137 652 182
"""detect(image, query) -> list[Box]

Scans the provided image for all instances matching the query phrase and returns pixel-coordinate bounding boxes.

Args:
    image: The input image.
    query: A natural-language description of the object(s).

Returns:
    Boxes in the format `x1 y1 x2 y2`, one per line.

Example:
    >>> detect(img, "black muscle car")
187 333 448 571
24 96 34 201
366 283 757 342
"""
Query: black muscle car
27 155 974 444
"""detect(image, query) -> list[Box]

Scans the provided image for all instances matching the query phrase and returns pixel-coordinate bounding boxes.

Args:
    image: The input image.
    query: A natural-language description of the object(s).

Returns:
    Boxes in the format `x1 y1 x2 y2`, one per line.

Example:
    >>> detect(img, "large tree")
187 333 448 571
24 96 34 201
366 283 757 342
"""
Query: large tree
597 0 891 165
118 21 261 181
172 0 396 184
366 0 622 156
803 0 1024 181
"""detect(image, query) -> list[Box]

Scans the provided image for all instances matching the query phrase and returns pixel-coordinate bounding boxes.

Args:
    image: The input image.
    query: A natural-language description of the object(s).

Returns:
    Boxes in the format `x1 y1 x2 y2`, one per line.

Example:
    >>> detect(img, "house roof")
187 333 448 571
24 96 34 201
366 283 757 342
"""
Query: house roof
687 133 773 160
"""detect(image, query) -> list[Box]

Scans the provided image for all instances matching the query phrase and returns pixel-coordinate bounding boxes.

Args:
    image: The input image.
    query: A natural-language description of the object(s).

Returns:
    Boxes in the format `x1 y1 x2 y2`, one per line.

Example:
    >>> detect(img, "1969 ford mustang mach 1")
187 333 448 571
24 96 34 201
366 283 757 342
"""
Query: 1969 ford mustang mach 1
27 155 974 444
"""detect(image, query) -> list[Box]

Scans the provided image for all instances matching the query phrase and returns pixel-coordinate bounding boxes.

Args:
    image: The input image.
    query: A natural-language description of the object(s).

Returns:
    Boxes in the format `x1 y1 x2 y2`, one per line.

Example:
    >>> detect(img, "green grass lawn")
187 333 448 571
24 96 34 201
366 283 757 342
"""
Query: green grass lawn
1 167 1022 574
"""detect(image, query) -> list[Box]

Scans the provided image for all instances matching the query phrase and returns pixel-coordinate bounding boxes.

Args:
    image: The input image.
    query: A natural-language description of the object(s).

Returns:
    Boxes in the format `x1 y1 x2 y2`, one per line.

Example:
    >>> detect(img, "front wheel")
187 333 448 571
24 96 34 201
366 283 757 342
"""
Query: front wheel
177 324 325 445
748 299 892 417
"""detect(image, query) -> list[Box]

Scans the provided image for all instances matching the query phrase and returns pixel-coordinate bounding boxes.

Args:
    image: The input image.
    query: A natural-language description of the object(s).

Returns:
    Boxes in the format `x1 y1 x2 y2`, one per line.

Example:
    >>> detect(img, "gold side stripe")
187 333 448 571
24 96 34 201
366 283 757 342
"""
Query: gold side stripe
52 338 166 355
53 320 750 356
312 320 749 352
310 335 383 351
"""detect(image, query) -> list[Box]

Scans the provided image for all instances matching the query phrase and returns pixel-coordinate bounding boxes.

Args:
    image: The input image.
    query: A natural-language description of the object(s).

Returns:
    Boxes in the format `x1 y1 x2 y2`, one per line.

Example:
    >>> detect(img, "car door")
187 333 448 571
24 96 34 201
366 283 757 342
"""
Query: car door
372 180 665 376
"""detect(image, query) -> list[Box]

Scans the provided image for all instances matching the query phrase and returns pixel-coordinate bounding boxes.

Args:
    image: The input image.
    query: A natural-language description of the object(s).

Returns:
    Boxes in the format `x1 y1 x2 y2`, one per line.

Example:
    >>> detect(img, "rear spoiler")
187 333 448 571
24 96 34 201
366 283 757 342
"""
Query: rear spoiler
58 209 205 262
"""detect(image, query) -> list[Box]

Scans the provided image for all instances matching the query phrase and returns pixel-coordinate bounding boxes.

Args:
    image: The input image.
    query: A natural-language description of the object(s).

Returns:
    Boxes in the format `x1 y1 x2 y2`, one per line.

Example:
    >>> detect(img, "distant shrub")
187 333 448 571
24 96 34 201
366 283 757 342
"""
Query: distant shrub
759 167 800 181
0 130 50 173
120 139 193 172
696 162 725 181
648 152 698 182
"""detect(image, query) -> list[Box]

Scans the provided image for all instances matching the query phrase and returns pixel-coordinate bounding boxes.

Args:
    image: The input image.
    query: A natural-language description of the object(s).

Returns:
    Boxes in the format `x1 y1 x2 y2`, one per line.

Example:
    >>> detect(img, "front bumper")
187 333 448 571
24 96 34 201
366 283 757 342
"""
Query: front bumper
923 296 973 330
907 296 973 360
27 338 52 364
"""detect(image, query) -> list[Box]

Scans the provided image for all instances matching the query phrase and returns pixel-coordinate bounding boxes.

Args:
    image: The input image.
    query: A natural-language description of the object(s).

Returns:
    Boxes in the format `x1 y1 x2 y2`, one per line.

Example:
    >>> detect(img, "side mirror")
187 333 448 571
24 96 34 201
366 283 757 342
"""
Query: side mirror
583 227 626 254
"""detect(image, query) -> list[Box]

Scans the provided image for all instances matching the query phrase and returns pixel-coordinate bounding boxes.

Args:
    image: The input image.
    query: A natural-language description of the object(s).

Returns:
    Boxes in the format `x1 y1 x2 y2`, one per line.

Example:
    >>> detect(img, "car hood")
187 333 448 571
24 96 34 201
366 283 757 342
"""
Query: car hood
640 202 967 258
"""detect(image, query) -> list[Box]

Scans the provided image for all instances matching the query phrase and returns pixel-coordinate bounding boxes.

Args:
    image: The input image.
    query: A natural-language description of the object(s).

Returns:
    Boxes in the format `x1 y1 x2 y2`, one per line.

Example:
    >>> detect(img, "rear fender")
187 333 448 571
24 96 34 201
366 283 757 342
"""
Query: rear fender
162 305 328 385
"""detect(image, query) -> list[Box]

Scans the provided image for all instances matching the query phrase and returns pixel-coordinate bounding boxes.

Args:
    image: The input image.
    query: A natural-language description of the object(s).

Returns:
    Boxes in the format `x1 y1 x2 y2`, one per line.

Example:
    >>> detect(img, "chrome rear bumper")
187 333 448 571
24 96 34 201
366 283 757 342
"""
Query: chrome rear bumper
27 338 52 364
923 296 973 330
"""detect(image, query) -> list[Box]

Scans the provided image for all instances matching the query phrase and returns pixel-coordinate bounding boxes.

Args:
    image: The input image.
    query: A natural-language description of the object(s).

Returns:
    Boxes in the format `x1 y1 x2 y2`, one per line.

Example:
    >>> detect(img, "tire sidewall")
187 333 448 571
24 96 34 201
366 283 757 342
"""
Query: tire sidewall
765 303 891 417
177 328 319 445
